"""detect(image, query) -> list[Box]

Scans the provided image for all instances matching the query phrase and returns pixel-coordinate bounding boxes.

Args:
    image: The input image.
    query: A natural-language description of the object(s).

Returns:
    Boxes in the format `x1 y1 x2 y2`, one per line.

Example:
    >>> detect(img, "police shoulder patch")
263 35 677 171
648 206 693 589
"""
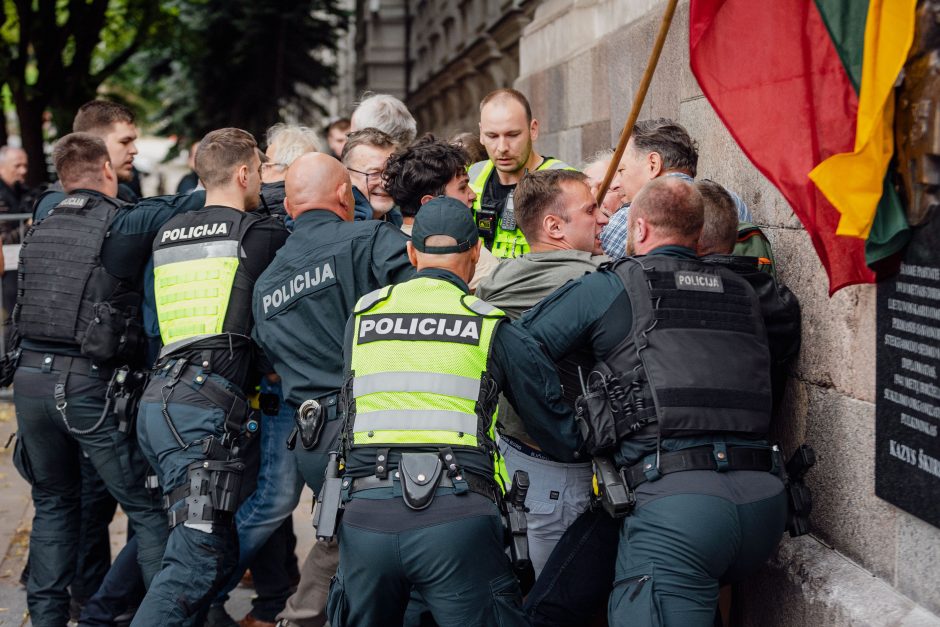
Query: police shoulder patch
674 270 724 293
56 196 88 209
261 256 338 318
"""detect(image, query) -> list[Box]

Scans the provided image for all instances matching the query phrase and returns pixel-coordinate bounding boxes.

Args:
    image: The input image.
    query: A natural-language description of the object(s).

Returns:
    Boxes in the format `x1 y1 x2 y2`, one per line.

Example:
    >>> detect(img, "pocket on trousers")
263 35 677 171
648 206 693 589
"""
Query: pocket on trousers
11 434 35 484
609 563 661 627
525 498 557 516
490 571 528 627
326 573 350 627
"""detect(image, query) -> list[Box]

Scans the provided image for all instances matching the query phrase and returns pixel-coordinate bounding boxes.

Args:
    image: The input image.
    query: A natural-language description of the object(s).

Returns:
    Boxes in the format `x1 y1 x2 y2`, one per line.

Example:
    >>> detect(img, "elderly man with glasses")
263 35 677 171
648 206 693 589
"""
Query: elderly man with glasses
341 128 403 226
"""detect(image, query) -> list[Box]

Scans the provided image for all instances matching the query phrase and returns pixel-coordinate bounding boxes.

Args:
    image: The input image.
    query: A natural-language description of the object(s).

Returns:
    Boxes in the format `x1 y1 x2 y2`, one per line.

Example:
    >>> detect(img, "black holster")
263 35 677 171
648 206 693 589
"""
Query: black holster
101 366 148 434
312 452 344 541
592 455 635 518
164 437 245 530
775 444 816 537
502 470 533 592
294 399 326 450
0 346 21 388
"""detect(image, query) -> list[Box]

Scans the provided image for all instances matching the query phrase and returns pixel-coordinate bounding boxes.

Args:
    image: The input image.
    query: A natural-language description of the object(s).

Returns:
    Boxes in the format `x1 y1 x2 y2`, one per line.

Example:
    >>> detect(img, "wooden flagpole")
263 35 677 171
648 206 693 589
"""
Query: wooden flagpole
595 0 681 205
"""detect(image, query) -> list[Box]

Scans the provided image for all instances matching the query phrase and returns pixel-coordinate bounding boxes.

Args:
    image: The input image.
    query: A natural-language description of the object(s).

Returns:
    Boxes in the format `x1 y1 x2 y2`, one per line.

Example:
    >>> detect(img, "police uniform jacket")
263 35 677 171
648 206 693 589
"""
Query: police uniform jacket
517 246 800 472
251 209 415 412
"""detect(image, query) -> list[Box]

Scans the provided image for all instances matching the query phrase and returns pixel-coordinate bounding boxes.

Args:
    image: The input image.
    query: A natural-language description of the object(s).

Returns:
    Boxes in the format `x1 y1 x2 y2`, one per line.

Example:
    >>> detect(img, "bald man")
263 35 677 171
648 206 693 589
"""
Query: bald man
252 152 414 627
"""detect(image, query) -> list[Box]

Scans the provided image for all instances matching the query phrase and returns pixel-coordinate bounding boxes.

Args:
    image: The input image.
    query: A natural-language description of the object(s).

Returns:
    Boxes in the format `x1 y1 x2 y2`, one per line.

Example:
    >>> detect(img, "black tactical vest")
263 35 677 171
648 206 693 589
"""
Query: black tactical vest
600 255 773 440
15 192 140 361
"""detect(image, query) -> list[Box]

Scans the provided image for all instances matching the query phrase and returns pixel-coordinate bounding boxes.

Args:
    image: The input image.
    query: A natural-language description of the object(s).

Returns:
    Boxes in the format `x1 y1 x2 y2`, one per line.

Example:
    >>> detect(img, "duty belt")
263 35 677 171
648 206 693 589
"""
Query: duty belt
346 470 499 503
19 350 113 379
623 445 774 490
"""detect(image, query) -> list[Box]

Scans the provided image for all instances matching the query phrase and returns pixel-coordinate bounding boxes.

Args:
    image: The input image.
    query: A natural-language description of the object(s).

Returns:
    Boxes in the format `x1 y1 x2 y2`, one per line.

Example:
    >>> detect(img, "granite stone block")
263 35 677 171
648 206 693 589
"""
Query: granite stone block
566 50 595 128
802 384 897 581
546 63 567 132
556 126 582 165
592 44 611 122
581 119 613 159
896 514 940 615
738 536 939 627
769 228 876 403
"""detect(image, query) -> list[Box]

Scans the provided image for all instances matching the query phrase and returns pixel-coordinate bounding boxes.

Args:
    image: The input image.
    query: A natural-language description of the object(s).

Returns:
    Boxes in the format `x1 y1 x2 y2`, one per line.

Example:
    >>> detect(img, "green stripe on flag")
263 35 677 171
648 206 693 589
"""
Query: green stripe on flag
813 0 870 92
865 174 910 269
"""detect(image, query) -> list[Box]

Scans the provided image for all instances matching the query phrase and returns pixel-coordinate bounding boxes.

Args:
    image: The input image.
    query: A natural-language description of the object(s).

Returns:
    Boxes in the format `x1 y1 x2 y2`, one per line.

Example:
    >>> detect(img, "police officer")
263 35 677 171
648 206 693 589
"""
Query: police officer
11 133 186 625
470 89 575 258
209 122 320 627
518 176 793 627
132 128 289 625
252 152 414 626
34 100 142 221
325 197 580 627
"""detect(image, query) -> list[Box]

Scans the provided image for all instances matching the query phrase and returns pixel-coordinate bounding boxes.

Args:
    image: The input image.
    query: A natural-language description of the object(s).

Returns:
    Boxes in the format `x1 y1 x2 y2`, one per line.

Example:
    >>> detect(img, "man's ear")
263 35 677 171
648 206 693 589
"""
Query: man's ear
103 159 116 182
529 118 539 142
406 240 419 268
470 239 482 265
647 152 663 178
419 194 435 206
543 213 564 240
634 216 649 243
236 163 250 188
338 181 354 221
284 195 294 219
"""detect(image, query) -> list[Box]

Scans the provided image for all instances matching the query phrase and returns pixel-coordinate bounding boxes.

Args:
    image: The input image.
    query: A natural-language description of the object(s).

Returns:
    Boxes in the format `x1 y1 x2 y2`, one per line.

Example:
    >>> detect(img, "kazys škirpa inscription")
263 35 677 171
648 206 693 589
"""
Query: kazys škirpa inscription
876 213 940 528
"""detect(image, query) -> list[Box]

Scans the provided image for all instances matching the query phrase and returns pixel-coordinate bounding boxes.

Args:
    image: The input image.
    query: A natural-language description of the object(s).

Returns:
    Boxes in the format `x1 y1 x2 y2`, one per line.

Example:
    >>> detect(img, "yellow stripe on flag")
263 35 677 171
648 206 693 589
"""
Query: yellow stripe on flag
808 0 916 239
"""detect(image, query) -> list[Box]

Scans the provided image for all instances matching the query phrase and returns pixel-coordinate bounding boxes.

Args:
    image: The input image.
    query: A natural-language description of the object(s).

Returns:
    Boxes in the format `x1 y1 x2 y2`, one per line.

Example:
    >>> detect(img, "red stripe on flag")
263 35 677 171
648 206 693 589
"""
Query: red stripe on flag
690 0 875 293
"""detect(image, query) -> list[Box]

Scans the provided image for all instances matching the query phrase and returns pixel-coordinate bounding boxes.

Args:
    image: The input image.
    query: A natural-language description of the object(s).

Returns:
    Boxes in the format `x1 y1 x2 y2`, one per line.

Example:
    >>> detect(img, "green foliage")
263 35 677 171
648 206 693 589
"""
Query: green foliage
0 0 349 182
111 0 349 144
0 0 174 183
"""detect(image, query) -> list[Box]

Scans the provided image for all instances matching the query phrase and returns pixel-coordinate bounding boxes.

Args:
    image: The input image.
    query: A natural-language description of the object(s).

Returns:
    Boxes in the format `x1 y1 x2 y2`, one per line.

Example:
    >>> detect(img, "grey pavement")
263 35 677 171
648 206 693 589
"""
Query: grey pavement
0 400 317 626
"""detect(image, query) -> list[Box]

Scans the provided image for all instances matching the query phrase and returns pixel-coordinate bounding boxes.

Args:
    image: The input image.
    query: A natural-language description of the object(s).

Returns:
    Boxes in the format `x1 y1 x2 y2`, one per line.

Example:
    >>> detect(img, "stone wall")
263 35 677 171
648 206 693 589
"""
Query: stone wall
516 0 940 623
406 0 538 138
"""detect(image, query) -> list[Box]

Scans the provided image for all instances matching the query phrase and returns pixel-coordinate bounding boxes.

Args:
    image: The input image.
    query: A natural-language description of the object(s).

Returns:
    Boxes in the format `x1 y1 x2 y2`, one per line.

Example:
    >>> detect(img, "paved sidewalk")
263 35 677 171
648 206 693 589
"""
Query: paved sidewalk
0 400 317 626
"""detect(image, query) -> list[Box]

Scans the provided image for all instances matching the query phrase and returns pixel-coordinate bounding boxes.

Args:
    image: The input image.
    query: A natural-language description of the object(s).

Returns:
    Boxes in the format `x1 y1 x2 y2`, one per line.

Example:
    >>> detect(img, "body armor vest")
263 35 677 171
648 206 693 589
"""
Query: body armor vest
469 157 574 259
15 192 141 362
346 277 508 488
152 206 261 355
582 256 772 450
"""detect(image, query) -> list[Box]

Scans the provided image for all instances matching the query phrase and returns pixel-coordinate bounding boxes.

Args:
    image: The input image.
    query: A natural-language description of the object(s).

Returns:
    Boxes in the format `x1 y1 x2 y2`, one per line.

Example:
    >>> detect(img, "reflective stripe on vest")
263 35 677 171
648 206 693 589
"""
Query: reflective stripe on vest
353 371 482 401
349 277 503 452
469 157 576 259
153 241 240 347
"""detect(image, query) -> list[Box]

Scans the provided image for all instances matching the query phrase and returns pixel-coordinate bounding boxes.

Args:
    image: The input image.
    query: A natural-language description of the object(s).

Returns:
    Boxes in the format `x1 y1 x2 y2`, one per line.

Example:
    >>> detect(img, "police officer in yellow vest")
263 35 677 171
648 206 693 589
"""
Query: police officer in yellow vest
325 197 582 627
133 128 289 625
470 89 575 259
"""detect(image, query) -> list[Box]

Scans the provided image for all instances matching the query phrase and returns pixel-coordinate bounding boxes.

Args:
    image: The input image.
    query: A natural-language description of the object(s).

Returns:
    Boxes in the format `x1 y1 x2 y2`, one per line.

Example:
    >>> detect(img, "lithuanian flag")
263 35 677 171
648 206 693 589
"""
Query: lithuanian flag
689 0 916 294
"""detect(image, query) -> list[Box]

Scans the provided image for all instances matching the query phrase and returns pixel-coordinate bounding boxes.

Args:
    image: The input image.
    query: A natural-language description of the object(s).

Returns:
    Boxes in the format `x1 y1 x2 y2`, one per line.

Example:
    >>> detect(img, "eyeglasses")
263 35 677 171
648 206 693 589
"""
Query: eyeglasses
259 162 287 177
347 167 384 184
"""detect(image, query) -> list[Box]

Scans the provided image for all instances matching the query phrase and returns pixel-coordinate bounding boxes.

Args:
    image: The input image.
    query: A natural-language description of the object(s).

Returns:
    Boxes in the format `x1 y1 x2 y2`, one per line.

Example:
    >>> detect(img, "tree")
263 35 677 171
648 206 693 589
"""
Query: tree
120 0 348 143
1 0 171 185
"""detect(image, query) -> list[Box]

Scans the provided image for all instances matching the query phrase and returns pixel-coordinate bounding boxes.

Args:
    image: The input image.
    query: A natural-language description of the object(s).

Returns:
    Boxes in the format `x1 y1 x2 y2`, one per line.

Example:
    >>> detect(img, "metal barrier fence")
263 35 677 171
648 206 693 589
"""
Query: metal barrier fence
0 213 34 357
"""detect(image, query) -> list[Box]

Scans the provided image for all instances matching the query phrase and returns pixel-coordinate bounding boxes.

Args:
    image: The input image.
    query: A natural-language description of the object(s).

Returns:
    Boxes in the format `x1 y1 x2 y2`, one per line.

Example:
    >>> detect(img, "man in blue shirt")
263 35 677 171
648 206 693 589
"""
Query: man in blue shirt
599 119 751 259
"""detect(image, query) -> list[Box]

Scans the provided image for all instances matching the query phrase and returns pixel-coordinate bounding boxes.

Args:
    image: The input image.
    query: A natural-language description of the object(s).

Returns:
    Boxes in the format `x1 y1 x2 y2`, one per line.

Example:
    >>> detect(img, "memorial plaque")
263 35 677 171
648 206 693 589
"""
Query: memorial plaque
876 215 940 528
